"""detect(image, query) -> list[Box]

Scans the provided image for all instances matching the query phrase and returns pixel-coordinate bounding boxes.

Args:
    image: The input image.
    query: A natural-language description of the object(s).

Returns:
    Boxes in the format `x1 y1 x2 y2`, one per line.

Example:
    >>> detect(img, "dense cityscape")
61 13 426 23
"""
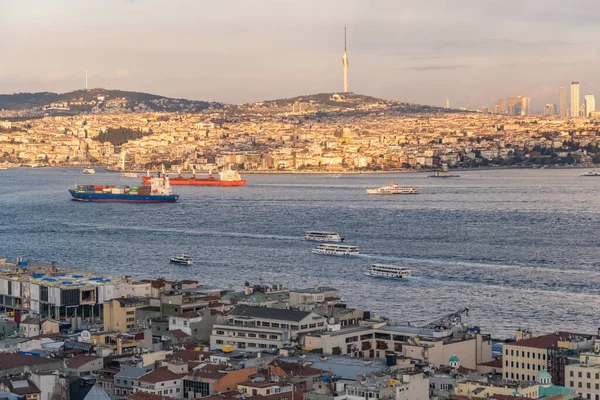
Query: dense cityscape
2 88 600 173
4 1 600 399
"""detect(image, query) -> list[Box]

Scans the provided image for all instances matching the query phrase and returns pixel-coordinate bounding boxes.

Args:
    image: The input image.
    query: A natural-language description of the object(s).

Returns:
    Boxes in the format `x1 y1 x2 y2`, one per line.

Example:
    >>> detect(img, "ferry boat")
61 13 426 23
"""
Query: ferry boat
366 264 412 279
305 231 344 242
312 244 359 256
429 164 459 178
142 166 247 186
83 168 95 175
122 172 138 178
581 170 600 177
170 254 192 265
69 175 179 203
366 181 419 195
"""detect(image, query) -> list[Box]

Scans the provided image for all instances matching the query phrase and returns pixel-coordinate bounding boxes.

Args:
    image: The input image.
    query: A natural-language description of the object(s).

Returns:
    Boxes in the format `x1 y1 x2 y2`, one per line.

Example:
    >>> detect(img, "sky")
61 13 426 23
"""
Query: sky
2 0 600 110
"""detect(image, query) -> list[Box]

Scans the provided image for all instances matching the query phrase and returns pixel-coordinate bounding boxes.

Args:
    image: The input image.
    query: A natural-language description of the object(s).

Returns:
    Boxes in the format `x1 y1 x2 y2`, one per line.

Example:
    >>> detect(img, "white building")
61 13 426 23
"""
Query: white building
132 367 183 398
585 95 596 117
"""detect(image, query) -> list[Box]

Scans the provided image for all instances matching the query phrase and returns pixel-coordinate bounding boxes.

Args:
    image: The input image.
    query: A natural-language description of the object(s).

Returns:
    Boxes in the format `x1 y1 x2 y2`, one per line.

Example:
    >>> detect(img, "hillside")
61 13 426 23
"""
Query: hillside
0 89 222 117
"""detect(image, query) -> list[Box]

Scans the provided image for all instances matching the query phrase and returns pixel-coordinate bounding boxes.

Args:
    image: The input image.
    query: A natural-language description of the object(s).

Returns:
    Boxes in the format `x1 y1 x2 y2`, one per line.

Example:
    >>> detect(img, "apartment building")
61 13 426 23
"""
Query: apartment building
210 305 327 351
565 341 600 399
502 331 595 386
103 298 147 332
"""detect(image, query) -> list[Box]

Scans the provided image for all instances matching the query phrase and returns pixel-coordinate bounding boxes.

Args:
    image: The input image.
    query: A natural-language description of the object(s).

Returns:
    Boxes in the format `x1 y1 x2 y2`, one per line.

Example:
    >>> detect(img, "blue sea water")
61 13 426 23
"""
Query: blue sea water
1 167 599 338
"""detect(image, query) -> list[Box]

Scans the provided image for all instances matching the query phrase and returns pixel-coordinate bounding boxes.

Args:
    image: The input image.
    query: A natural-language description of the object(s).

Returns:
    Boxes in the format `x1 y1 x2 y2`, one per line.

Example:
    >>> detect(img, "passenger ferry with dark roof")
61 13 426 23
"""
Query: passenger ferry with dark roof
366 264 412 279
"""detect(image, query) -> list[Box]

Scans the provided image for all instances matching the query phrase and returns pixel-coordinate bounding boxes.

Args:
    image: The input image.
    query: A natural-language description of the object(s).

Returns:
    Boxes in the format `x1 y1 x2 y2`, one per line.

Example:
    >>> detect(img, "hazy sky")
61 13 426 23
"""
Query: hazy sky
2 0 600 110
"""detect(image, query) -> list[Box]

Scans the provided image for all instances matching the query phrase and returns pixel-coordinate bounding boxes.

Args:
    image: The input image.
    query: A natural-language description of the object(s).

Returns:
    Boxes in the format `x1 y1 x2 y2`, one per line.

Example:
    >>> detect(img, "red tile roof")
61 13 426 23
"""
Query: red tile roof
65 355 102 369
127 392 173 400
508 331 592 349
137 367 183 384
167 329 190 338
187 364 228 381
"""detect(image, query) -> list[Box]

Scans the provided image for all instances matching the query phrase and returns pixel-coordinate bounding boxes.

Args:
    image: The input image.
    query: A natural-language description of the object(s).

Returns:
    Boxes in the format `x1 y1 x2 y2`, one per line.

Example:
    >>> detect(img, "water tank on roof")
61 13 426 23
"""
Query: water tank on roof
222 345 234 353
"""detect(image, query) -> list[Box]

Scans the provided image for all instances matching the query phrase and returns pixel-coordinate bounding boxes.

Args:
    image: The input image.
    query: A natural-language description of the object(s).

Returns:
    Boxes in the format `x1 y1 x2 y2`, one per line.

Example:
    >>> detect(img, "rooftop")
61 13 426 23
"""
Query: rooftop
229 305 314 322
137 367 183 384
507 332 594 349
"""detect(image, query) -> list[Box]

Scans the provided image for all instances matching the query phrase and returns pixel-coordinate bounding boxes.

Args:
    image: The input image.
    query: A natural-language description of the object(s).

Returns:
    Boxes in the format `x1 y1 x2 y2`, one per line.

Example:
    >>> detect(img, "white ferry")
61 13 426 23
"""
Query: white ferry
366 181 419 195
122 172 138 178
312 244 359 256
581 170 600 177
305 231 344 242
170 254 192 265
83 168 95 174
366 264 412 279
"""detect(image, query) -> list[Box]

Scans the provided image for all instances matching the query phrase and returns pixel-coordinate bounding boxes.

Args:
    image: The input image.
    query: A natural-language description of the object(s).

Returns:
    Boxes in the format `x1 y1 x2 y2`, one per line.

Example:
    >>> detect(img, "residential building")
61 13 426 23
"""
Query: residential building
210 305 327 351
0 374 41 400
585 95 596 117
564 341 600 399
115 368 151 400
20 316 41 338
502 331 595 386
237 381 292 397
183 365 256 398
560 86 567 116
64 355 103 377
571 82 580 117
103 298 146 333
132 367 183 398
544 104 556 116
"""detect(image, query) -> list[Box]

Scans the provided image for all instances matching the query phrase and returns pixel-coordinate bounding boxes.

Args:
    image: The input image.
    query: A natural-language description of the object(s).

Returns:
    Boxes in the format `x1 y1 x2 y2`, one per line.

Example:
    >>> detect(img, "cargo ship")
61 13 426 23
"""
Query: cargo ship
142 166 247 186
69 175 179 203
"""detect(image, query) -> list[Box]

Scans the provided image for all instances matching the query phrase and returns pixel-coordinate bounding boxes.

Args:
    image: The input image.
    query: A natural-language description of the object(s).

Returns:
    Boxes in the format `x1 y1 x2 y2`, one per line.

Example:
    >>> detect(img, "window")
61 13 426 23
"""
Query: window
237 332 246 337
290 325 299 330
183 321 188 326
588 382 591 389
271 323 280 328
318 322 324 327
505 361 508 367
596 374 599 380
126 311 135 315
270 335 278 339
262 322 270 327
527 364 530 370
527 352 530 358
570 381 574 387
596 383 599 390
216 340 224 344
248 333 256 338
116 380 121 384
216 330 225 335
172 319 176 324
579 382 582 388
521 351 525 357
505 349 509 356
588 372 591 379
511 349 514 356
309 323 316 328
579 372 583 378
259 344 267 348
301 325 308 329
511 373 514 379
259 334 267 339
511 361 514 367
543 354 546 360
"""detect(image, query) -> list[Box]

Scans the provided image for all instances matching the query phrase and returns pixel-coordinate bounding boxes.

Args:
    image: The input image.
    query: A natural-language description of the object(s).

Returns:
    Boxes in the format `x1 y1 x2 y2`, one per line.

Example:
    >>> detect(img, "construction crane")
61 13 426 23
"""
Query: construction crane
419 308 469 330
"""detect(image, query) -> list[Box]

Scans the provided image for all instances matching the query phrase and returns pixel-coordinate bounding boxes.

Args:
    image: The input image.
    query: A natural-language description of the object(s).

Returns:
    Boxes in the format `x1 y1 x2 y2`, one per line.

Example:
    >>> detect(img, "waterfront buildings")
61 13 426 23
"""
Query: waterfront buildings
502 331 595 386
571 82 581 117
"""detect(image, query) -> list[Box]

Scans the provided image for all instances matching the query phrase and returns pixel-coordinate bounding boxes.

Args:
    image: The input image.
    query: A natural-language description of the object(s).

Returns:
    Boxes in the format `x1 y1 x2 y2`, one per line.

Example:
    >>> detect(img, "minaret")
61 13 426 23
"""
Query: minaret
342 27 349 93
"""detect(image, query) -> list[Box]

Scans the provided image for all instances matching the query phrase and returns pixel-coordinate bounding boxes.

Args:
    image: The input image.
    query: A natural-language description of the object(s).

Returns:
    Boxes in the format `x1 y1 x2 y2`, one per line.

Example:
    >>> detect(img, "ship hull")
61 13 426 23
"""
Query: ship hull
69 190 179 203
142 176 246 186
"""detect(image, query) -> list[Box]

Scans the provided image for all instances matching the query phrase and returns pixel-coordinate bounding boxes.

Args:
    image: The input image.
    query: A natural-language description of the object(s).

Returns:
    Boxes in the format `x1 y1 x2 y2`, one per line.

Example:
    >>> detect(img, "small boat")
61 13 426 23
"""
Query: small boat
312 244 359 256
429 163 459 178
83 168 95 175
581 170 600 177
366 264 412 279
366 181 419 195
305 231 344 242
0 165 8 171
122 172 138 178
170 254 192 265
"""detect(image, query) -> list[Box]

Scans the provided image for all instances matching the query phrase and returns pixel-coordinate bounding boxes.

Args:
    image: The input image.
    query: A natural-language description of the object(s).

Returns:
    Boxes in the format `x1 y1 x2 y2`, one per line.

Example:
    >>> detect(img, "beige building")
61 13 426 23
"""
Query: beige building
210 305 327 351
304 324 492 369
565 341 600 399
103 297 147 332
502 331 595 386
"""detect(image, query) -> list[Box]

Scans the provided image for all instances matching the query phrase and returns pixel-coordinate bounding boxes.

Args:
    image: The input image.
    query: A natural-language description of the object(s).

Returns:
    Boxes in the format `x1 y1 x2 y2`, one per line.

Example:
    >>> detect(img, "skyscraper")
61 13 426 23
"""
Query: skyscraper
544 104 556 116
559 87 566 116
445 98 450 109
585 95 595 117
342 27 349 93
520 96 531 116
571 82 580 117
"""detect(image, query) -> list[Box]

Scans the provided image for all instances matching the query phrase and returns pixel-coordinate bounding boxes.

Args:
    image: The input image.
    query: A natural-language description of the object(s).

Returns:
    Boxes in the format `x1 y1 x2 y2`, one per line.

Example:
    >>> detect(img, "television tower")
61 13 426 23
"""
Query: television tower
85 70 88 90
342 27 349 93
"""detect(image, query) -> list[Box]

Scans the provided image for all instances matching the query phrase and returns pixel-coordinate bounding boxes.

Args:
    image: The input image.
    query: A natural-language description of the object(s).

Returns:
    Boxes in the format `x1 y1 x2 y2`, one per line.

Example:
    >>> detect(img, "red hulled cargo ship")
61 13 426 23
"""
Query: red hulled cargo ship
142 167 247 186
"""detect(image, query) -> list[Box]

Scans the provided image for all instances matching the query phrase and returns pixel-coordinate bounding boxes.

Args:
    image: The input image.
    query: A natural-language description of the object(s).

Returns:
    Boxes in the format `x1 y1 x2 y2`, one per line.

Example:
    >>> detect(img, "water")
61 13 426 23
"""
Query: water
1 167 599 338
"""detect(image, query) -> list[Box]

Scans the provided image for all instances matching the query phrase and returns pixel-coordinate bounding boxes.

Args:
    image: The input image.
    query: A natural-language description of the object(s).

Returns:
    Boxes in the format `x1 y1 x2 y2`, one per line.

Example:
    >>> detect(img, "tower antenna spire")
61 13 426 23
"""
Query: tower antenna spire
342 26 349 93
344 26 347 52
85 70 88 90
